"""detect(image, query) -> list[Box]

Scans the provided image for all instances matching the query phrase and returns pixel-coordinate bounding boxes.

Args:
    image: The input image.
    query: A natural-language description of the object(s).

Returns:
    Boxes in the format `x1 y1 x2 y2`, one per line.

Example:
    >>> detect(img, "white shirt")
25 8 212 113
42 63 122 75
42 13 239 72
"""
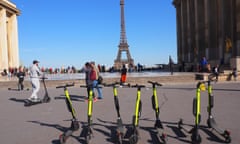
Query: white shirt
29 64 42 78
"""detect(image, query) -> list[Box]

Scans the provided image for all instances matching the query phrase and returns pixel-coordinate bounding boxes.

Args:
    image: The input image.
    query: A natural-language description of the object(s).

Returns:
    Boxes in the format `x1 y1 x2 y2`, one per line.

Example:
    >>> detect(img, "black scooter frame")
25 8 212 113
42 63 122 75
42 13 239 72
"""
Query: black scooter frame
178 82 204 144
80 85 99 144
129 84 145 144
206 80 231 143
148 81 167 143
178 80 231 143
104 82 130 144
56 83 79 144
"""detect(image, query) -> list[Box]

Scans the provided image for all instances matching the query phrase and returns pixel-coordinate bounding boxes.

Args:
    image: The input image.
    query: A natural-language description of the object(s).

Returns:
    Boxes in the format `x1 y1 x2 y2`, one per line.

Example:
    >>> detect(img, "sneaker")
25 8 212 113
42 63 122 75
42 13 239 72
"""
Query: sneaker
28 97 41 102
33 98 41 102
97 97 103 100
86 98 97 102
93 97 98 102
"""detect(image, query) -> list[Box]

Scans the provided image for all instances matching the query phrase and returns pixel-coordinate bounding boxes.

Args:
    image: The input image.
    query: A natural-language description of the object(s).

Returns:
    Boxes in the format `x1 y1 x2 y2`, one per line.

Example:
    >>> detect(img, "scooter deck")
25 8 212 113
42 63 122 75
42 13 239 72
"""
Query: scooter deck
24 95 51 107
117 118 125 134
208 117 224 134
208 117 231 143
24 99 42 107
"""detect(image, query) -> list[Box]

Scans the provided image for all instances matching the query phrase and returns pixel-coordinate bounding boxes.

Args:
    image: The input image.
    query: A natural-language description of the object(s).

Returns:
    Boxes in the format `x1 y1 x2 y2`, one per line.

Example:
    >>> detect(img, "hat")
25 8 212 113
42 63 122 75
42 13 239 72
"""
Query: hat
33 60 39 64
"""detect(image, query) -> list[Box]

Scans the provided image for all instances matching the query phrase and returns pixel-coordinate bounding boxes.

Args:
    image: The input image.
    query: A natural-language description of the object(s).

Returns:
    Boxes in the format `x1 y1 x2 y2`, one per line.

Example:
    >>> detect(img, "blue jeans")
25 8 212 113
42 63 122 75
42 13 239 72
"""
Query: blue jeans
92 80 103 99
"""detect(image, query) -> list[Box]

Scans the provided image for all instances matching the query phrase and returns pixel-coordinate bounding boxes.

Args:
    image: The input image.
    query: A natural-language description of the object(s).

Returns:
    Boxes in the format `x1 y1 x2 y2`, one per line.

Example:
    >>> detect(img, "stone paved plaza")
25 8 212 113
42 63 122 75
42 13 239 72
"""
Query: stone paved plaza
0 78 239 144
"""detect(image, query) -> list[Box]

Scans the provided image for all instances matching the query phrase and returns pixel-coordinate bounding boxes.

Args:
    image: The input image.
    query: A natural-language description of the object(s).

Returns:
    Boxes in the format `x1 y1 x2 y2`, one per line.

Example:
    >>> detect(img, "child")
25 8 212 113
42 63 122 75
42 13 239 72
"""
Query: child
16 66 25 90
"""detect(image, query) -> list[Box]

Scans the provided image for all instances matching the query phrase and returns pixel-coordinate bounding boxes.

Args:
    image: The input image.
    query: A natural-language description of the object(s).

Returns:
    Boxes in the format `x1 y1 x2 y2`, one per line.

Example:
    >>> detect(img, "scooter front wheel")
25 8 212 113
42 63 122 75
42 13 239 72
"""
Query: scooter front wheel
59 134 67 144
85 134 91 144
191 133 201 144
129 134 138 144
160 133 168 144
117 135 123 144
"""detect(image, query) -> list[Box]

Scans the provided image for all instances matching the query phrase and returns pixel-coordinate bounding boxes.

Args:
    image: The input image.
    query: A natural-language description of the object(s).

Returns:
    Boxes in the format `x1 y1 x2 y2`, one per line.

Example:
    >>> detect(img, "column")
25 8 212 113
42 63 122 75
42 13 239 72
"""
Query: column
194 0 199 58
0 8 8 71
173 0 182 62
230 0 240 70
237 0 240 54
181 0 187 61
186 0 190 62
189 0 196 63
7 13 19 68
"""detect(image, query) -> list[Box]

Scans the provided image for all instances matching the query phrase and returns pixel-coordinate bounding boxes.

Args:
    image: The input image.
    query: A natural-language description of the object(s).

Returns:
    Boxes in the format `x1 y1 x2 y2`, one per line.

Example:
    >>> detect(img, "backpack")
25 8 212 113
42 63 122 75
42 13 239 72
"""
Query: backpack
98 75 103 84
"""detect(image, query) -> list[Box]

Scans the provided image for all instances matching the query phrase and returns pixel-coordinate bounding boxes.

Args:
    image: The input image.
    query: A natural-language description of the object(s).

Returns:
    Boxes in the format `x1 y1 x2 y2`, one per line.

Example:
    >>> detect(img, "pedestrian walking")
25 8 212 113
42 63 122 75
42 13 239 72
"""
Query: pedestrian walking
169 56 174 75
120 64 127 84
90 61 103 100
213 65 219 81
16 66 25 90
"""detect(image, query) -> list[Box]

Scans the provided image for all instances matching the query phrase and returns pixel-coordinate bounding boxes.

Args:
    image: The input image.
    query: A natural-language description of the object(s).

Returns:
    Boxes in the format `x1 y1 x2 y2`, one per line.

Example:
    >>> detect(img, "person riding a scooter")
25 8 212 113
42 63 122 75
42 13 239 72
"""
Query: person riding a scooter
28 60 43 102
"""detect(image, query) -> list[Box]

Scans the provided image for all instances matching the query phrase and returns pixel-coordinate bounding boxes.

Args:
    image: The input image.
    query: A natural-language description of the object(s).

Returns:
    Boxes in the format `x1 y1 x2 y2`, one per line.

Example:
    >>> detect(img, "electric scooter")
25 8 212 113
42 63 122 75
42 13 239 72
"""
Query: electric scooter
148 81 167 143
206 80 231 143
129 84 145 144
80 85 97 144
24 76 51 106
178 81 205 144
104 82 129 144
56 83 80 144
178 80 231 143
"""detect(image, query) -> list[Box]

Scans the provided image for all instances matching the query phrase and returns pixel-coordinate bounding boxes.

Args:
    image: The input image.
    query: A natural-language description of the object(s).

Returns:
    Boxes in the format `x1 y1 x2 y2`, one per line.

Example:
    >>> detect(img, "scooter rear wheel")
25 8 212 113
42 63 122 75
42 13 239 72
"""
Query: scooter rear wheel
225 136 231 143
224 130 231 143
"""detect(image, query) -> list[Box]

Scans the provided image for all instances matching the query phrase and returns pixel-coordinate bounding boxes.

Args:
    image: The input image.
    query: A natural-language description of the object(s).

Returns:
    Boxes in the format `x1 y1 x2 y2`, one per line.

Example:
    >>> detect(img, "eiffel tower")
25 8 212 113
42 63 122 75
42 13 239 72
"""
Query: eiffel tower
114 0 134 70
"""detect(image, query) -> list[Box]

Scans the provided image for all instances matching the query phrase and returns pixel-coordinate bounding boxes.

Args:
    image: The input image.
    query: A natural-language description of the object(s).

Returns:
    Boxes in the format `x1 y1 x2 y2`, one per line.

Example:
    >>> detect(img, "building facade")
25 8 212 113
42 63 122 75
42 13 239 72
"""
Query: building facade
0 0 20 72
173 0 240 71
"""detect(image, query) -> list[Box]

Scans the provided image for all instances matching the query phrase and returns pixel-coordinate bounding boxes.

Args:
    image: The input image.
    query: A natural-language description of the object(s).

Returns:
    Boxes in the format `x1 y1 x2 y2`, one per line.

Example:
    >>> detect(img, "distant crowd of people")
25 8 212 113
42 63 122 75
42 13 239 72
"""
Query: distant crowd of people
177 56 238 81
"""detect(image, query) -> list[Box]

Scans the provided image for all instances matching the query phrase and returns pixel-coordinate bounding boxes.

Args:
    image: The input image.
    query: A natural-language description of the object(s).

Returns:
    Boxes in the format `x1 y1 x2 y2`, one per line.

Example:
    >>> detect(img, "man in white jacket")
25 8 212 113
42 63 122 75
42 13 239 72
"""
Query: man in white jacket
28 60 43 102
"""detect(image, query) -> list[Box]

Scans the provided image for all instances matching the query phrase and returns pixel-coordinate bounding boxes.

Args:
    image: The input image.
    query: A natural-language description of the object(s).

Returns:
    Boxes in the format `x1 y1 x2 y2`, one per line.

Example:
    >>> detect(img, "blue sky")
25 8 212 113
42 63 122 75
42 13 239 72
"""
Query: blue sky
12 0 177 69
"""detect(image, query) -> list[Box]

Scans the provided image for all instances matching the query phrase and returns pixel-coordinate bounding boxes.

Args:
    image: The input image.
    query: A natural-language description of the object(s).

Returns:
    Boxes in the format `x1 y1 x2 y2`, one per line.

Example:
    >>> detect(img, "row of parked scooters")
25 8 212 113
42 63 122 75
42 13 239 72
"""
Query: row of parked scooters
54 81 166 144
53 79 231 144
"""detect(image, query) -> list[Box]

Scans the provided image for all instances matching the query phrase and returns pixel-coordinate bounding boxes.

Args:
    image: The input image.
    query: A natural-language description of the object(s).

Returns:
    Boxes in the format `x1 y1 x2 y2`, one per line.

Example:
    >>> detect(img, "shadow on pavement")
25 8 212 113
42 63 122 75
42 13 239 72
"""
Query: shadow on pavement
9 98 28 106
54 94 86 102
97 118 133 144
27 120 87 144
200 125 228 143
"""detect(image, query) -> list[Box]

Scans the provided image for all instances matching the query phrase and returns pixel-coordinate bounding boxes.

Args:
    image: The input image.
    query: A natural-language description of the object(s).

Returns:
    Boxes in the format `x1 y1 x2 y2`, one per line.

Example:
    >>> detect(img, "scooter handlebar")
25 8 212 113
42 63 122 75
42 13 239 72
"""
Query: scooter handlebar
103 82 120 87
130 84 146 88
147 81 163 86
40 77 48 80
56 82 75 89
103 82 130 88
80 85 103 88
